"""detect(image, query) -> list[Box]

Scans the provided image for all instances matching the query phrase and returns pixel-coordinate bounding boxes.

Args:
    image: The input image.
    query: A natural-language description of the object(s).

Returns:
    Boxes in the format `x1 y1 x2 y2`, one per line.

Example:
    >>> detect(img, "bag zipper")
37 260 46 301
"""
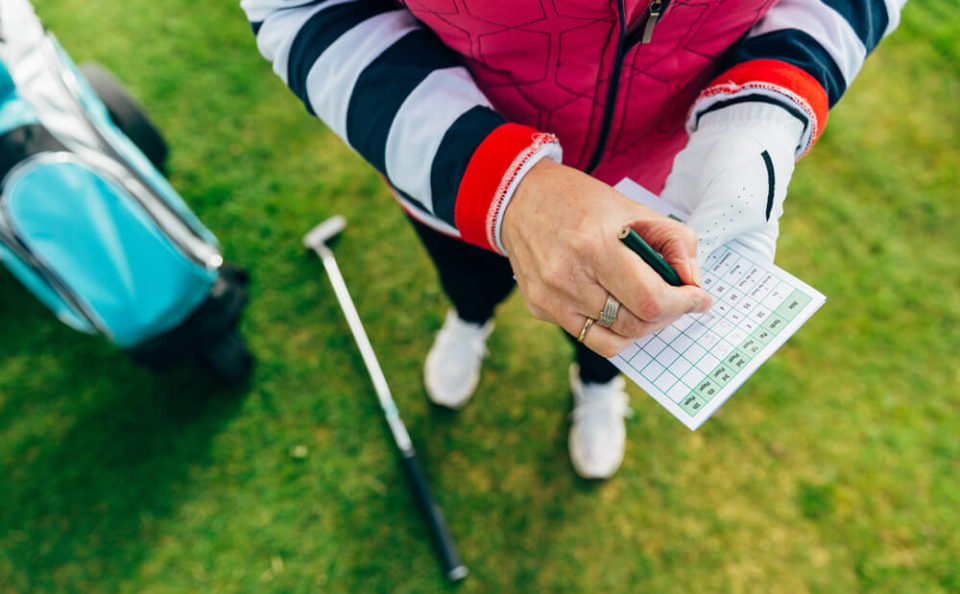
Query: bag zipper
36 36 222 271
585 0 671 174
0 223 101 331
0 157 104 334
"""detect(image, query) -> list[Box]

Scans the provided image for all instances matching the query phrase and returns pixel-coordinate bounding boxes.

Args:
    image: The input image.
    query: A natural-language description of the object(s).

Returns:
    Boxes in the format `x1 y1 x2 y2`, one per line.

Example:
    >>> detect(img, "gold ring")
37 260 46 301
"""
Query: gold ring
577 317 595 343
597 294 621 328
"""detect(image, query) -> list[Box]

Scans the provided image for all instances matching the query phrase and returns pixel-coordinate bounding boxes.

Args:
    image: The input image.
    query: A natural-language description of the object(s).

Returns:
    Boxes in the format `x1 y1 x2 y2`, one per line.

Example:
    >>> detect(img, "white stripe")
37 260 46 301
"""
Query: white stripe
690 88 814 158
393 191 462 238
883 0 908 37
241 0 324 24
384 67 494 213
253 0 352 84
304 10 420 146
750 0 866 86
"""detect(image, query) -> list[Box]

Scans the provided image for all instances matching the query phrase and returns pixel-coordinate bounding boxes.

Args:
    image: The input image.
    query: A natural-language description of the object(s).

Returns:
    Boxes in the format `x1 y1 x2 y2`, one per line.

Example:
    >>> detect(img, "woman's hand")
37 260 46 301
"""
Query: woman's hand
661 102 805 264
501 159 712 358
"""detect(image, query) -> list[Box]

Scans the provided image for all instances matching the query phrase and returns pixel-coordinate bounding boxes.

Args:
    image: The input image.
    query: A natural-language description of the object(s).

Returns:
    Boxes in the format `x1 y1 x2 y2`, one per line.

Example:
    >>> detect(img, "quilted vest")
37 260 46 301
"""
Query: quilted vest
403 0 777 192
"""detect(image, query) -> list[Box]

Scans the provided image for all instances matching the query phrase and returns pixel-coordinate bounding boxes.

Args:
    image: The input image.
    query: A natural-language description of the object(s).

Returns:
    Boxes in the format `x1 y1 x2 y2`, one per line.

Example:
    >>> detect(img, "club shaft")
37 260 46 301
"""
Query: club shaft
315 245 411 452
312 243 468 582
401 451 469 582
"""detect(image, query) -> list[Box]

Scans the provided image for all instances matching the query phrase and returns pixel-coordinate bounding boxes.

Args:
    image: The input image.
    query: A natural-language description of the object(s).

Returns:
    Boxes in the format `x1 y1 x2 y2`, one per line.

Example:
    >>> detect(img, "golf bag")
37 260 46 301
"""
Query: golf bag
0 0 252 382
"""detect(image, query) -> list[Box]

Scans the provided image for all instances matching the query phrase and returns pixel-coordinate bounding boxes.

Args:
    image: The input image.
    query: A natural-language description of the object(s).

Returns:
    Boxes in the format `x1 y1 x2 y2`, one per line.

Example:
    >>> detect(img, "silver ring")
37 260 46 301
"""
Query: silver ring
577 318 595 343
597 294 621 328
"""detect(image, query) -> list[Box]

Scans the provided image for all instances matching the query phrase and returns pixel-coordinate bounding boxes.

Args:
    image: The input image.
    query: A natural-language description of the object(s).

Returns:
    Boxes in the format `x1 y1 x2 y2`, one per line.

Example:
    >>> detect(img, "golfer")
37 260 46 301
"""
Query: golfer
242 0 905 478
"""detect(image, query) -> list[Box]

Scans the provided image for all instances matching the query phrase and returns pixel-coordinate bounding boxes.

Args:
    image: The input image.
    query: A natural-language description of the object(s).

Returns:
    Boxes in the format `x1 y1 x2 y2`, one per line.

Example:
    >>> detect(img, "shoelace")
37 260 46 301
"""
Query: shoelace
569 391 633 425
436 325 489 361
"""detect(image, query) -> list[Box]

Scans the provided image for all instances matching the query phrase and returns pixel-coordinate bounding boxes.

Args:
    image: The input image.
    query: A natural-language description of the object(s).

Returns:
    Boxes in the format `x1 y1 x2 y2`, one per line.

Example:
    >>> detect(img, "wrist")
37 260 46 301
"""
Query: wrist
492 142 562 255
689 59 830 159
454 123 560 254
694 101 805 159
499 158 554 258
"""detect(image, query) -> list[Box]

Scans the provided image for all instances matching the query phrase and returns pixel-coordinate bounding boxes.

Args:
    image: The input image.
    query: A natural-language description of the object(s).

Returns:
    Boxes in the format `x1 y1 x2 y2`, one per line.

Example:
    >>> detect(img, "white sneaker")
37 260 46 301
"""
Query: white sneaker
424 310 493 409
568 364 632 479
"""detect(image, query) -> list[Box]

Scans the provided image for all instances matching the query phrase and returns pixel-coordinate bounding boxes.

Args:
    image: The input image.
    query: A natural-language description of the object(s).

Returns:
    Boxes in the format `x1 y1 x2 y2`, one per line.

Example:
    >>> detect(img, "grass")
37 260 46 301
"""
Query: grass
1 2 957 592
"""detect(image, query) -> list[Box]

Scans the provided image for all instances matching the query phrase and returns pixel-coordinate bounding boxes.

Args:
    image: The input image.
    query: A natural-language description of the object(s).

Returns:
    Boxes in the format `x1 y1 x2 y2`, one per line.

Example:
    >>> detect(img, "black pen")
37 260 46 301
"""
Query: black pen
618 226 684 287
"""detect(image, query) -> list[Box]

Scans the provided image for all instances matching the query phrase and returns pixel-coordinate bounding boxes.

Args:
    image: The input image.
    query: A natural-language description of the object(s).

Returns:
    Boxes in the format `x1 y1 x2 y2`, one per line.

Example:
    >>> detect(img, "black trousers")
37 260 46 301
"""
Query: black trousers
409 217 620 384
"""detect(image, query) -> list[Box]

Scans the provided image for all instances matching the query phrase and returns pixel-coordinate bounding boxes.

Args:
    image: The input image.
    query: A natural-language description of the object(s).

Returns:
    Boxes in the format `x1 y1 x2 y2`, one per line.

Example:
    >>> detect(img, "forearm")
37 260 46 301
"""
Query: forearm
241 0 560 252
691 0 907 157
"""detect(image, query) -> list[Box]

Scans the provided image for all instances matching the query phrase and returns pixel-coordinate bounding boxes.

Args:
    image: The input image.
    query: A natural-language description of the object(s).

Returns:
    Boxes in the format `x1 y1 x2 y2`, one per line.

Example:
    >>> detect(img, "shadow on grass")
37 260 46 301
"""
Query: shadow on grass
0 275 251 591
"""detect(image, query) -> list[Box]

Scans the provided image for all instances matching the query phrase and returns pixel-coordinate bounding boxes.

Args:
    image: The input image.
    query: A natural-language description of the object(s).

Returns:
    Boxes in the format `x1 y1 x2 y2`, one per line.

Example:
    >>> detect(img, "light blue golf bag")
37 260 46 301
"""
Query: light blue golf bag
0 0 252 381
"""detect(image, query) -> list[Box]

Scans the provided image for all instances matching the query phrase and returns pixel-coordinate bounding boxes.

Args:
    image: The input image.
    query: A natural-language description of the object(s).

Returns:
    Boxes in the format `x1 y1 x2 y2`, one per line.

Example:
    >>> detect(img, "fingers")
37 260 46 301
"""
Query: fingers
501 161 717 357
519 213 712 356
562 312 633 359
601 215 713 323
629 217 704 287
597 245 711 329
576 281 674 339
524 282 667 358
566 313 680 359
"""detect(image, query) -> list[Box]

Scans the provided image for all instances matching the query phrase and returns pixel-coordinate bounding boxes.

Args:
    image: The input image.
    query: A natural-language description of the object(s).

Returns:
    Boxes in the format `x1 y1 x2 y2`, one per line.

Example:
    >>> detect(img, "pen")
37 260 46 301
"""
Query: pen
618 226 684 287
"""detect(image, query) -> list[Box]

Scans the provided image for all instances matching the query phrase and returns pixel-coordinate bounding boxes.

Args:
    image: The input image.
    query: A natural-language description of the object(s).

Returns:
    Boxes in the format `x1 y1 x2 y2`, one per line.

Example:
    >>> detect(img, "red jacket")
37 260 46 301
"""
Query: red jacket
243 0 903 252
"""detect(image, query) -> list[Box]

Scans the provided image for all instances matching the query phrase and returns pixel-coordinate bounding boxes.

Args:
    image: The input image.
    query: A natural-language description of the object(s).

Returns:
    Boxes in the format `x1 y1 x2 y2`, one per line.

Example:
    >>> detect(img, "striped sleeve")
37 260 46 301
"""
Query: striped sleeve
689 0 908 158
240 0 560 252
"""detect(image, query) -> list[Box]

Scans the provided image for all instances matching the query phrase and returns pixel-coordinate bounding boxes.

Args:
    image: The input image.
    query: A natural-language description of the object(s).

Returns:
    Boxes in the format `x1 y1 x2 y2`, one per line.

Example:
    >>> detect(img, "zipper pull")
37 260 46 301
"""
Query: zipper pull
641 0 663 44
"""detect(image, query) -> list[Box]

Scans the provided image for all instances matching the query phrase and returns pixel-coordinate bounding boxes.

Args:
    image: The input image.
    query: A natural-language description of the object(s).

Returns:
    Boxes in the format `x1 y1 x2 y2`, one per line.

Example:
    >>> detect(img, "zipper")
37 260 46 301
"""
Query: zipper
638 0 666 45
0 223 101 331
0 159 104 334
36 36 222 271
585 0 671 174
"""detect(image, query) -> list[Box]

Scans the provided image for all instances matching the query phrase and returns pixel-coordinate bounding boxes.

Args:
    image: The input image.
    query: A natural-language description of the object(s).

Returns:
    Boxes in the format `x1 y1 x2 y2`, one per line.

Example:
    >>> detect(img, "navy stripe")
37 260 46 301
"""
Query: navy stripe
286 0 384 115
822 0 889 54
346 29 463 175
723 29 847 106
430 106 505 227
250 21 263 35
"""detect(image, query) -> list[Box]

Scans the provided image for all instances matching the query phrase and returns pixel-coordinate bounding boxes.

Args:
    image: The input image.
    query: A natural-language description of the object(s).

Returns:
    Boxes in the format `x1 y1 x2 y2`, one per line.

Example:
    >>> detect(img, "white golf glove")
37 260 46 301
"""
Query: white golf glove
660 101 805 264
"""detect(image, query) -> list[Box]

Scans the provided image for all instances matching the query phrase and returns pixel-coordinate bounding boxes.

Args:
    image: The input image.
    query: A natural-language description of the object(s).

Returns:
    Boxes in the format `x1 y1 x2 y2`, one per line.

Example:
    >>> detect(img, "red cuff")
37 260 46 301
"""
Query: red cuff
700 59 829 156
455 123 558 251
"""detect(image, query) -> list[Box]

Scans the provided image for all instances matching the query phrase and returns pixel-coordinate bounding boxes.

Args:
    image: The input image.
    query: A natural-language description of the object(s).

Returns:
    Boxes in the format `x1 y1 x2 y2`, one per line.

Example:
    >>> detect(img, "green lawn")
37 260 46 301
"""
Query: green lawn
1 2 957 592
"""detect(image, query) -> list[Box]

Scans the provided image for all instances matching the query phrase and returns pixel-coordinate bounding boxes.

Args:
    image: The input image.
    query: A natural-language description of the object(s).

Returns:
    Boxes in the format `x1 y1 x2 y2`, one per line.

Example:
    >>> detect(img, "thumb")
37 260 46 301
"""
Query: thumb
628 217 703 287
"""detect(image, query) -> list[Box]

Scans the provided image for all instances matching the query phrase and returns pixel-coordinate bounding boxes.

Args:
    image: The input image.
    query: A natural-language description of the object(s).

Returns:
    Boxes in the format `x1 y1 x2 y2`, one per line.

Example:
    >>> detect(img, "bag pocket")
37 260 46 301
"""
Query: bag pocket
0 151 217 347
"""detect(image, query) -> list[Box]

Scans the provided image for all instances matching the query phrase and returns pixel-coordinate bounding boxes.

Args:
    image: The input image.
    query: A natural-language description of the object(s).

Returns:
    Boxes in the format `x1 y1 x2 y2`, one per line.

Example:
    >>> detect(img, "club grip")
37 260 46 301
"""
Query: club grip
400 451 468 582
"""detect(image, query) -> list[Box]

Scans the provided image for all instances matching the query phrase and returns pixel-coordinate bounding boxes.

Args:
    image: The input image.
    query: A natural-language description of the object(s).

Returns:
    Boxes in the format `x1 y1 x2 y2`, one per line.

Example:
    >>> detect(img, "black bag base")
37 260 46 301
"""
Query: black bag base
127 263 254 385
200 329 255 385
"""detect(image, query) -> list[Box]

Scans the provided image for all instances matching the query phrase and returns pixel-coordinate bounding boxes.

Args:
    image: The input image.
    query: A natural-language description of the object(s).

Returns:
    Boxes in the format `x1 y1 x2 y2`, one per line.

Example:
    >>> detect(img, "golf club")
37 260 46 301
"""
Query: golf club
304 215 468 583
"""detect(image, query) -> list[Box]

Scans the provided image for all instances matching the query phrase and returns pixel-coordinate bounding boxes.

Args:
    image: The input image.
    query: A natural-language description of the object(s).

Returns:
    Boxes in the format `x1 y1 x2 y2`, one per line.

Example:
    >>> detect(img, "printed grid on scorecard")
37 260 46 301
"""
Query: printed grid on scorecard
611 178 826 430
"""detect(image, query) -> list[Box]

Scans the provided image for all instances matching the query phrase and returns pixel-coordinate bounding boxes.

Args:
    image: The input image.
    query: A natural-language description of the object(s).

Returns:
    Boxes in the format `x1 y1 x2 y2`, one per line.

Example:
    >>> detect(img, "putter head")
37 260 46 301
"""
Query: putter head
303 215 347 250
